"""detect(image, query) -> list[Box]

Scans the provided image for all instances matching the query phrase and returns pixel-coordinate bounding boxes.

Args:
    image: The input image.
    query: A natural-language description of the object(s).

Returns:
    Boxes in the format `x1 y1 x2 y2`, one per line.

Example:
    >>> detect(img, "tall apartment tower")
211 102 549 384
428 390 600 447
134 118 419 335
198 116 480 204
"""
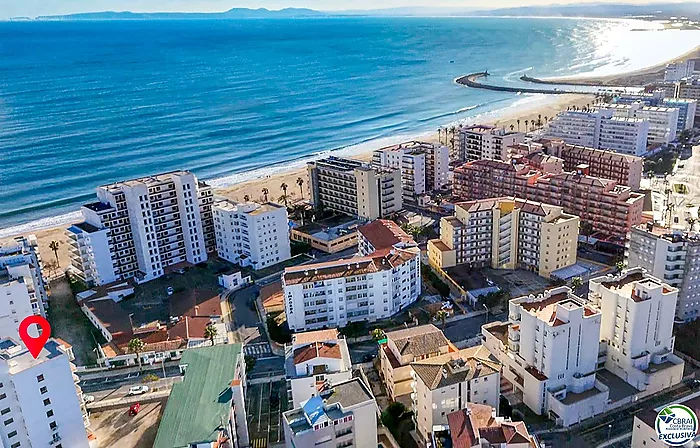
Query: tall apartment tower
627 223 700 322
307 156 402 220
0 338 90 448
439 125 524 163
67 171 215 285
598 103 679 145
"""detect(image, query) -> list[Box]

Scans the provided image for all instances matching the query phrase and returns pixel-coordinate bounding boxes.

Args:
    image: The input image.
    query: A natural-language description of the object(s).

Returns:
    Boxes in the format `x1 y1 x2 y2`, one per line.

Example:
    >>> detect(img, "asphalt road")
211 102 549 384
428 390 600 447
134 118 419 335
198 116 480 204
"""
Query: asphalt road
442 311 507 343
81 366 181 394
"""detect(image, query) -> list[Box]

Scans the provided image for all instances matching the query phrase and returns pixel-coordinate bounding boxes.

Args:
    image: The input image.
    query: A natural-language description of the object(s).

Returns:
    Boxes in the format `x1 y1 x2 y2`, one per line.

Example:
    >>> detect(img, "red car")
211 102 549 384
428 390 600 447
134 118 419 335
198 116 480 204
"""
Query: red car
128 403 141 416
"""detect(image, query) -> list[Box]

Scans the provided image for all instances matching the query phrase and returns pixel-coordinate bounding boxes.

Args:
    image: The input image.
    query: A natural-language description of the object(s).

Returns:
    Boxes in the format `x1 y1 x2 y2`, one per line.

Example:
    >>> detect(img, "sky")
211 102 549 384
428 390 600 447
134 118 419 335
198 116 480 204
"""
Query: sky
1 0 677 18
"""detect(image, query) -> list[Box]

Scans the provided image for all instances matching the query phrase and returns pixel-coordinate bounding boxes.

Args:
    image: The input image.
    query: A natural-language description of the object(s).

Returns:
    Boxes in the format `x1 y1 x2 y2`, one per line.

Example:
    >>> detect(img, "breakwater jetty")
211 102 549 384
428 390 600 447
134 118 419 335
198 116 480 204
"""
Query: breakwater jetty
456 72 595 95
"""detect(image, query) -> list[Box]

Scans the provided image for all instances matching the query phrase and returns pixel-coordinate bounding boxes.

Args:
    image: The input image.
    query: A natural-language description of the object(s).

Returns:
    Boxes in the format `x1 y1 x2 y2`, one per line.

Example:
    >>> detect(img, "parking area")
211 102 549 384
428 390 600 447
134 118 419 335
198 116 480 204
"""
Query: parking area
485 269 550 298
89 402 163 448
246 379 289 448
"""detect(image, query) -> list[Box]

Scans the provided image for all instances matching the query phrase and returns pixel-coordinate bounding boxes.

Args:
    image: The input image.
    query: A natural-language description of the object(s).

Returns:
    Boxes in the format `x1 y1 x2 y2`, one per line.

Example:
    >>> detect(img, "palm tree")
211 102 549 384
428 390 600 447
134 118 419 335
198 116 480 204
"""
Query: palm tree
510 124 515 132
516 119 521 132
204 324 218 346
127 338 145 370
243 194 250 202
544 115 549 125
296 177 304 199
524 120 529 132
615 261 625 273
435 310 449 329
280 183 289 206
262 188 269 202
49 240 60 266
571 276 584 291
687 217 697 231
371 328 385 341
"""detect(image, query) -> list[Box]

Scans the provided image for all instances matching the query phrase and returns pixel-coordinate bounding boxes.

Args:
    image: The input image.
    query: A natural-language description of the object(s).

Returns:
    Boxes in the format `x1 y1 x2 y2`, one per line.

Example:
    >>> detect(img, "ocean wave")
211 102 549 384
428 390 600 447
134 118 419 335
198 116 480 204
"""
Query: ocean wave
503 67 534 83
0 211 82 240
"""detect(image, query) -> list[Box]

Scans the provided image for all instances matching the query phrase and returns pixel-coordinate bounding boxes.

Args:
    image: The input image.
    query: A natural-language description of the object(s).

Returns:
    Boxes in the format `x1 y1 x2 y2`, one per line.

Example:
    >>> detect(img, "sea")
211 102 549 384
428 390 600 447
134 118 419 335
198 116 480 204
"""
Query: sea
1 17 699 236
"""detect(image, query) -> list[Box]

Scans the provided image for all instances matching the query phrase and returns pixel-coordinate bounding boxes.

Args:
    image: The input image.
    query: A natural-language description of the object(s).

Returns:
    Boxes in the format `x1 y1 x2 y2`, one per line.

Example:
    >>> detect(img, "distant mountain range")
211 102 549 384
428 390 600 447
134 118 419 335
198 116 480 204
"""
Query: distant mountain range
25 2 700 21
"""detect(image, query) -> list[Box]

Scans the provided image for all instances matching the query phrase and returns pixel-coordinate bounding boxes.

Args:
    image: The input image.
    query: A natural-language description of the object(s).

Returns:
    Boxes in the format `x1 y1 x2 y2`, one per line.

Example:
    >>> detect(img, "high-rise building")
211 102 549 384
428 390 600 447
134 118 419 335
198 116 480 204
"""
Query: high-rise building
372 141 449 202
675 78 700 122
613 92 697 131
308 156 402 219
627 223 700 322
67 171 215 285
665 60 695 82
0 338 90 448
213 199 291 270
428 197 579 278
453 159 644 243
598 103 679 145
439 125 524 163
282 378 377 448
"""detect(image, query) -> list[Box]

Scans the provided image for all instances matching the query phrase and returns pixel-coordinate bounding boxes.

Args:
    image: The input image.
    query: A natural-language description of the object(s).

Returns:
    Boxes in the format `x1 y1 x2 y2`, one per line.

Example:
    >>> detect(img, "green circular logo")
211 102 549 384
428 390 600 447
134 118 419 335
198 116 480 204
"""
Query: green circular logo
655 404 698 446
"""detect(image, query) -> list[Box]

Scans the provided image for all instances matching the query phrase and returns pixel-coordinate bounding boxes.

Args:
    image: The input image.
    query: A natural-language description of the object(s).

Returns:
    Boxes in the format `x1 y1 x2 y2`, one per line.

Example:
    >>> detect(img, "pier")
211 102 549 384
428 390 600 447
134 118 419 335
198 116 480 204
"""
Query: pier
456 72 595 95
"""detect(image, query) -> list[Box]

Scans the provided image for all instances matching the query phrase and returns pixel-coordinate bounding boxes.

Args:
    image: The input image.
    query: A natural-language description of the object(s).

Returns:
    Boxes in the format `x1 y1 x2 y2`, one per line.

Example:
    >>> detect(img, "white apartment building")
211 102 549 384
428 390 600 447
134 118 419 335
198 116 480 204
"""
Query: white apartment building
0 338 90 448
627 224 700 322
282 246 421 331
213 199 291 270
588 268 684 395
545 109 649 156
428 197 579 278
308 156 403 220
0 279 36 342
449 125 524 162
372 141 450 201
0 236 48 316
410 345 501 443
283 378 377 448
665 60 695 82
599 103 679 145
482 287 608 427
285 329 352 408
67 171 215 285
662 98 697 131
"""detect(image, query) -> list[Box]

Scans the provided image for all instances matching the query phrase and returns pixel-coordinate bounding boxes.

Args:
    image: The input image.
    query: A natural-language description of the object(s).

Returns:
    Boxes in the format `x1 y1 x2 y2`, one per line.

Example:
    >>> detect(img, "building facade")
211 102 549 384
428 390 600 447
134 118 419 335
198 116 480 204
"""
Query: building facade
67 171 215 285
213 199 291 270
428 197 579 278
439 125 524 163
598 103 679 146
307 156 402 220
665 60 695 82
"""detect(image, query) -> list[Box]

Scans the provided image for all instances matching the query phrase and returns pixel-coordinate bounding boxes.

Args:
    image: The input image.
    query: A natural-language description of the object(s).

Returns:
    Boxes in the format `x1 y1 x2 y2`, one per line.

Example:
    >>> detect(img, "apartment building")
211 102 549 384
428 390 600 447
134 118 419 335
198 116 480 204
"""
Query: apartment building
213 199 291 270
453 159 644 243
481 287 607 427
282 378 377 448
598 103 679 145
67 171 215 285
545 109 650 156
357 219 415 256
615 92 697 131
440 125 524 163
154 344 249 448
372 141 449 202
662 98 697 131
665 60 695 82
427 197 579 278
282 245 421 331
307 156 402 220
588 268 684 395
0 338 90 448
285 329 352 408
411 345 501 443
675 78 700 120
379 324 455 402
437 404 540 448
627 224 700 322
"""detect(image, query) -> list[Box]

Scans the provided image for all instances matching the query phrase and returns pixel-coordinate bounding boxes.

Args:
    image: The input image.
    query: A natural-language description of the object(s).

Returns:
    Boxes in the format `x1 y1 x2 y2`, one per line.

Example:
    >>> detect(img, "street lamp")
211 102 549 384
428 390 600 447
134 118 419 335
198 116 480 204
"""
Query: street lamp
607 424 612 441
483 304 489 324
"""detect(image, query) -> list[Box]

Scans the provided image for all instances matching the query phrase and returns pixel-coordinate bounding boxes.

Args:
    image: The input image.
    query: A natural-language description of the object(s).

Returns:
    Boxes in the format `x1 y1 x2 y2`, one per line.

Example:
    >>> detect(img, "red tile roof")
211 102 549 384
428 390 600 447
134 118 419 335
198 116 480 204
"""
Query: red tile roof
293 341 342 364
358 219 414 250
169 289 221 318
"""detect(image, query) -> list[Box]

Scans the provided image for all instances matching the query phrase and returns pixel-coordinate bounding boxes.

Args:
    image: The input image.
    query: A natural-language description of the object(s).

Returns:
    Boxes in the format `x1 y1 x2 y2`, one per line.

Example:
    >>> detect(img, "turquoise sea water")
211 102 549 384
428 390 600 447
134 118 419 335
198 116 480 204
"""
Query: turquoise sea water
0 17 698 233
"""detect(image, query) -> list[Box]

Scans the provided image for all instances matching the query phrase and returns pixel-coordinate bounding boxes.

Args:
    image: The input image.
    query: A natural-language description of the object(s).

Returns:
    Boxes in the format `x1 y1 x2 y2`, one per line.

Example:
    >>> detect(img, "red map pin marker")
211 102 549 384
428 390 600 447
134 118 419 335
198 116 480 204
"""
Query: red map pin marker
19 315 51 359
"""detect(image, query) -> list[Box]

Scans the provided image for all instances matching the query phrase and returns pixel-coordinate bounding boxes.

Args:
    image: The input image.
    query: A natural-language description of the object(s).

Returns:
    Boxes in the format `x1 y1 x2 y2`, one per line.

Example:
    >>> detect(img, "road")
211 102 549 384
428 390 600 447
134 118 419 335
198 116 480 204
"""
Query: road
80 365 181 393
442 312 507 343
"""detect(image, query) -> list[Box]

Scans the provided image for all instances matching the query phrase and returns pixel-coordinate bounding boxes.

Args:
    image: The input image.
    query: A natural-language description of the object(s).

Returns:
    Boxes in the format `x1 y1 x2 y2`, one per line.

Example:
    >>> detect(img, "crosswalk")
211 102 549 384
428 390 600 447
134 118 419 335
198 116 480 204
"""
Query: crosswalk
244 342 273 359
250 438 267 448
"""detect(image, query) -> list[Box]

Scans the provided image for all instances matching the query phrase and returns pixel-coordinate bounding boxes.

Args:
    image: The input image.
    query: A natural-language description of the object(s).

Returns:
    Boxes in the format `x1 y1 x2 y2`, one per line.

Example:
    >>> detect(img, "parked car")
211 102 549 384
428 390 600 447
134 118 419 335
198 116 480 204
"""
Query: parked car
174 268 186 275
127 385 149 396
83 395 95 403
128 403 141 416
166 286 174 296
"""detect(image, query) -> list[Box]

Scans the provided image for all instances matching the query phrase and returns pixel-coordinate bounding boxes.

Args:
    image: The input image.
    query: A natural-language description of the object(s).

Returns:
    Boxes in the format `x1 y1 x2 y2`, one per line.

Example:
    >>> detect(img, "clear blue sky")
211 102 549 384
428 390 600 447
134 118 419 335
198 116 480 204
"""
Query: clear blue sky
3 0 667 18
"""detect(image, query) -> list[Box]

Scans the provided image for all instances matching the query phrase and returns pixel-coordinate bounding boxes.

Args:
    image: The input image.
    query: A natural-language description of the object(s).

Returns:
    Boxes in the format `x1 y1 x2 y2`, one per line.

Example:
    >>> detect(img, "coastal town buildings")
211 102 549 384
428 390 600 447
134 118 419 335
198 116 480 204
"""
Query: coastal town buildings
427 197 579 278
614 92 697 131
410 345 501 443
627 223 700 322
545 109 649 156
282 377 378 448
307 156 402 220
598 103 679 145
282 244 421 332
439 125 524 163
674 78 700 122
290 217 361 254
372 141 449 202
453 158 644 244
213 199 291 270
357 218 415 256
379 324 455 403
67 170 215 286
153 344 249 448
285 329 352 408
665 60 696 82
0 337 90 448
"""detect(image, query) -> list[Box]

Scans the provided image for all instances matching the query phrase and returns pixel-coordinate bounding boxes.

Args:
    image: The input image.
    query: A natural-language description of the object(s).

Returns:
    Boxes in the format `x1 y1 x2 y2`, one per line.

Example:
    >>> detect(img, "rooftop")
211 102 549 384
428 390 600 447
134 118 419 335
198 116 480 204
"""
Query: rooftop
293 216 363 242
0 338 67 374
358 219 415 251
411 345 500 390
169 288 222 318
293 341 342 365
292 329 340 345
385 324 451 359
447 404 534 448
153 344 243 448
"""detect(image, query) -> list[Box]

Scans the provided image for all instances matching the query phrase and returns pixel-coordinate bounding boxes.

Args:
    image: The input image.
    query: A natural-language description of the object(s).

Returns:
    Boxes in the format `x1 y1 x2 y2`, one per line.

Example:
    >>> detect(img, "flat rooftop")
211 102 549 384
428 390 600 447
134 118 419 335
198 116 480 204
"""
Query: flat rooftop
294 216 362 242
0 338 66 374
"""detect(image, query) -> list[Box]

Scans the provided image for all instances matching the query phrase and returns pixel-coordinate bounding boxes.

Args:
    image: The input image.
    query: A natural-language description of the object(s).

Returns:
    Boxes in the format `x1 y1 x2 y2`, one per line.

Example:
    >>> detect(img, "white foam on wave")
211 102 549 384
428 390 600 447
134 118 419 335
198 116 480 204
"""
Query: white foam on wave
0 211 82 240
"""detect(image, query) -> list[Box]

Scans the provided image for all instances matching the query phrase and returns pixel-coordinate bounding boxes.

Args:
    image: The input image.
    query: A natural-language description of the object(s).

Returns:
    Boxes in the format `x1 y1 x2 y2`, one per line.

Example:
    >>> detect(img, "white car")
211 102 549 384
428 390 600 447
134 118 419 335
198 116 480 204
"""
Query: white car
166 286 174 296
127 385 149 396
83 395 95 403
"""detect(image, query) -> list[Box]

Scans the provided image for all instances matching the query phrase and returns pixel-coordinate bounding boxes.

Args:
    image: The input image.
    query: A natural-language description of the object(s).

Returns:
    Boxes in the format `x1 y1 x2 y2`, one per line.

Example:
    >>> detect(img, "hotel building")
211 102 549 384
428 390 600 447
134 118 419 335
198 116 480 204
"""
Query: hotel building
284 329 352 408
213 199 291 270
440 125 524 163
598 103 679 145
67 171 215 285
283 378 377 448
0 338 90 448
410 345 501 443
627 223 700 322
307 156 402 220
372 141 449 202
453 159 644 243
427 197 579 278
665 60 695 82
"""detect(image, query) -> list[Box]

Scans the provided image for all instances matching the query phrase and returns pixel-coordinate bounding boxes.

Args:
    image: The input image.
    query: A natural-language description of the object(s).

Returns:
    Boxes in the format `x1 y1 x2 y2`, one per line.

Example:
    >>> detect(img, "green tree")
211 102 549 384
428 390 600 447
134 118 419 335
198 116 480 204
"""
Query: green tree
279 183 289 206
371 328 386 341
204 324 218 346
243 194 250 202
262 188 269 202
296 177 305 199
245 355 256 373
49 240 61 266
435 309 449 329
571 276 584 291
615 261 625 272
127 338 145 370
380 402 406 435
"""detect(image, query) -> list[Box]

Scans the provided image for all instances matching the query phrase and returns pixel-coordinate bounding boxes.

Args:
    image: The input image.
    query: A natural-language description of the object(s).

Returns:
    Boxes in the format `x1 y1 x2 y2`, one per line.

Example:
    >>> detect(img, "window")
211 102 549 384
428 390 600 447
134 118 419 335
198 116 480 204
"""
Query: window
8 430 17 438
46 410 54 418
11 443 20 448
4 418 13 425
43 398 51 406
49 421 57 430
1 408 9 415
36 374 44 382
40 386 48 394
0 394 5 400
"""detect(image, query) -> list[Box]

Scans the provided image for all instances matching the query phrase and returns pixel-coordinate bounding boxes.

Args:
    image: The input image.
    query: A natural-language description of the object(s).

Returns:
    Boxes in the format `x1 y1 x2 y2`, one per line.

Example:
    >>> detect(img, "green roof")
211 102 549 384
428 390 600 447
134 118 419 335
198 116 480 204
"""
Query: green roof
153 344 243 448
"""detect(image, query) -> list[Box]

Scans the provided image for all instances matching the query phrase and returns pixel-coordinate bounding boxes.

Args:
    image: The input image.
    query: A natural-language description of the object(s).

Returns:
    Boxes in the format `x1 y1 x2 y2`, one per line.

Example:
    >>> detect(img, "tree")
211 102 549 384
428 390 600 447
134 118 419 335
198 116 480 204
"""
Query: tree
296 177 305 199
371 328 386 341
204 324 218 346
49 240 60 266
510 124 515 132
571 276 584 291
615 261 625 273
687 217 697 231
435 309 449 329
127 338 145 370
516 119 521 132
245 355 256 373
381 402 406 436
279 183 290 206
262 188 269 202
243 194 250 202
524 120 529 132
44 260 57 279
